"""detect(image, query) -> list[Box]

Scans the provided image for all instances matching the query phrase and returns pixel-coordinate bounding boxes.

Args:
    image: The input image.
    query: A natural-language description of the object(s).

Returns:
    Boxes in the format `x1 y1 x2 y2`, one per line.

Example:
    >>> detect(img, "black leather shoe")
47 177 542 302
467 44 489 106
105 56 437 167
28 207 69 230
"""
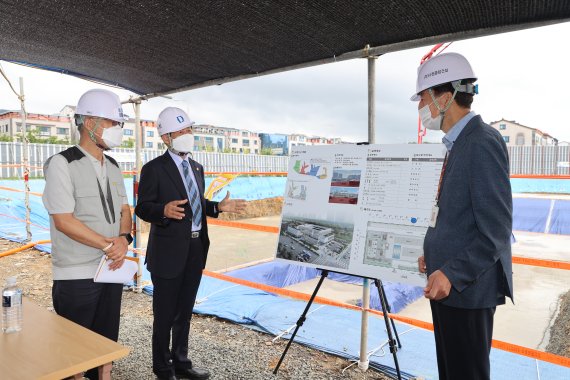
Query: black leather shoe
155 374 177 380
175 367 210 379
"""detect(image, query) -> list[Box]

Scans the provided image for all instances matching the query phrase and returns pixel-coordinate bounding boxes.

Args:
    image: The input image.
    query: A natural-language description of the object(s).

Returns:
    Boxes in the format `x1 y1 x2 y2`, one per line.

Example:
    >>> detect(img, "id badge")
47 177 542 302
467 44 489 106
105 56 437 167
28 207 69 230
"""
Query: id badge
429 205 439 228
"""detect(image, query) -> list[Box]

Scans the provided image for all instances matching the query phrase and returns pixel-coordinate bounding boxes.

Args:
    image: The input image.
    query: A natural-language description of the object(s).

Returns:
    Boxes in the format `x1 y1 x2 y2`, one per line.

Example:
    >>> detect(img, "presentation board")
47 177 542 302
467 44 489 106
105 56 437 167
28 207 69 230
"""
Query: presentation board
275 143 447 286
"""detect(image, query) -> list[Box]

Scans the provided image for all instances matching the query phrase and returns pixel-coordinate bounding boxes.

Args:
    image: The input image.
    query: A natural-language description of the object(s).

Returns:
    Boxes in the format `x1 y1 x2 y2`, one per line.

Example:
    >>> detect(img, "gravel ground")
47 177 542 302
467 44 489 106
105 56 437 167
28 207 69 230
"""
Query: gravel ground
546 289 570 358
0 240 390 380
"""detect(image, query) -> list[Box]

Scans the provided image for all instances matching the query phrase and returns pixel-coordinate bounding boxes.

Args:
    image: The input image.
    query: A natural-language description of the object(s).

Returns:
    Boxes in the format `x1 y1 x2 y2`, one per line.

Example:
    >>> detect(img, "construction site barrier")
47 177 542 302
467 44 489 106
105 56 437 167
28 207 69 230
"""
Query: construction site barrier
203 270 570 369
1 196 569 272
0 239 51 258
4 163 570 179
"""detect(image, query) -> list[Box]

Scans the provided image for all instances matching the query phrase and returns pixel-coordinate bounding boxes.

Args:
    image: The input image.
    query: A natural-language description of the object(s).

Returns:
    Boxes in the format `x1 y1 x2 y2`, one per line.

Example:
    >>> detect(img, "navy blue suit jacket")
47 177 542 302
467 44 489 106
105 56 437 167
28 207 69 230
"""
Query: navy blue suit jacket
135 152 219 279
423 115 513 309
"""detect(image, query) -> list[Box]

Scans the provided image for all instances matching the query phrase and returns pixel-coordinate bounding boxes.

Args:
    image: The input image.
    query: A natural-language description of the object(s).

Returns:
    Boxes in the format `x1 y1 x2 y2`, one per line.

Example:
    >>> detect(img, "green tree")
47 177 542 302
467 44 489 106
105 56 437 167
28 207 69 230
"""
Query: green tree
0 135 13 142
16 129 69 144
260 148 273 155
121 139 135 148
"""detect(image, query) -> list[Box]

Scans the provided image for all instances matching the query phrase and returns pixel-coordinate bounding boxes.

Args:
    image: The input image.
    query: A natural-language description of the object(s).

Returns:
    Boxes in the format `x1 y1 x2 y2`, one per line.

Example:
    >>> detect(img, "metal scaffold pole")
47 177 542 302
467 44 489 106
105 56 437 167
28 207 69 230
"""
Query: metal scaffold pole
19 77 32 242
133 100 143 292
359 50 377 371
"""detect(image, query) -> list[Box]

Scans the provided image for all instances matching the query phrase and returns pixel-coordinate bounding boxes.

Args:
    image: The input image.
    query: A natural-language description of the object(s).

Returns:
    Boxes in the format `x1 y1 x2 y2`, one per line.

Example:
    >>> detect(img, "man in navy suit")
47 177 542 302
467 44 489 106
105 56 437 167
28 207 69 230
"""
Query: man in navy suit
135 107 246 380
413 53 513 380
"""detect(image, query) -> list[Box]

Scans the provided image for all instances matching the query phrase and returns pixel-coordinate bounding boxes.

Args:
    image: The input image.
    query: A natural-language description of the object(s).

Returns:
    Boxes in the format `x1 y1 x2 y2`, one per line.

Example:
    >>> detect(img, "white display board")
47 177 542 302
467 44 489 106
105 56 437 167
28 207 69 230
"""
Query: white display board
275 144 447 286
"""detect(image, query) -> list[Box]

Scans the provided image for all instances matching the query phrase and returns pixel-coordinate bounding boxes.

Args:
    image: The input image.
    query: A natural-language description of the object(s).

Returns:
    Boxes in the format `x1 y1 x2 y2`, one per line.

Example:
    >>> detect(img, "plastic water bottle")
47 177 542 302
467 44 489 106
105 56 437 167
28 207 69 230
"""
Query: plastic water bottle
2 277 23 333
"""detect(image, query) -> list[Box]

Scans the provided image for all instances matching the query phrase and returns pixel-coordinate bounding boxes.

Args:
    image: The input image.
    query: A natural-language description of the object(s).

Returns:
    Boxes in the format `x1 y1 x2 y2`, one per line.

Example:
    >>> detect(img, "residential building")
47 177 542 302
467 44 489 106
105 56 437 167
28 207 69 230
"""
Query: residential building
225 128 260 154
490 118 558 146
288 134 344 152
192 125 226 152
259 133 289 155
0 110 74 142
2 105 341 155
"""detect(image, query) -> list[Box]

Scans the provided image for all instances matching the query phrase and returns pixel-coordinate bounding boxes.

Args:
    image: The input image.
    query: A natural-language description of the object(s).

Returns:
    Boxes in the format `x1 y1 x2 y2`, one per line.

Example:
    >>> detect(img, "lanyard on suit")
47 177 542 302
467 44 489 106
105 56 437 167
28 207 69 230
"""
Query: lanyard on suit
430 152 448 228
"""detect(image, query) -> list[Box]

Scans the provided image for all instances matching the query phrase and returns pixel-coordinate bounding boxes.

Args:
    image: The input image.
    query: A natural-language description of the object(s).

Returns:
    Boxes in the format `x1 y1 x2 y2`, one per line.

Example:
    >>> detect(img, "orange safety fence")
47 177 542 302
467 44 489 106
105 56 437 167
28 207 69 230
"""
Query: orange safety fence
512 256 570 271
0 186 43 197
0 239 51 258
206 218 280 233
5 165 570 179
0 164 44 169
203 270 570 369
0 213 50 230
510 174 570 179
205 171 287 176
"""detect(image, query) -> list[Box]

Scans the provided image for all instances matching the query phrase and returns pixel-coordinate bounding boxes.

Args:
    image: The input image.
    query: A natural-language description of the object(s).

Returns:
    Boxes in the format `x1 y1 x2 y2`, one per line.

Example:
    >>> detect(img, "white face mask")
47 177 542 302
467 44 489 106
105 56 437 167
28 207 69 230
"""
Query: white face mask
171 133 195 154
419 103 443 131
101 125 124 149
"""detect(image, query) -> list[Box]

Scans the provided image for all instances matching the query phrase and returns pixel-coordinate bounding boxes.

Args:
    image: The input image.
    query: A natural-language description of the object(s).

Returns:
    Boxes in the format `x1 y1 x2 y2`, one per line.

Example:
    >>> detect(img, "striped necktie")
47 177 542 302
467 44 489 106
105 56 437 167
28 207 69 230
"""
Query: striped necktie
181 160 202 226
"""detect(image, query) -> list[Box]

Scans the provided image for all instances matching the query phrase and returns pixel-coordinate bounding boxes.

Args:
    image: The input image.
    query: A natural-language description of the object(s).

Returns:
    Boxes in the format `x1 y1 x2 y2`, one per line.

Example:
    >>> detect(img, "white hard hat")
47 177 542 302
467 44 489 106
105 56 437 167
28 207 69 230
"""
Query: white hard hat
157 107 195 135
75 89 129 122
411 52 477 101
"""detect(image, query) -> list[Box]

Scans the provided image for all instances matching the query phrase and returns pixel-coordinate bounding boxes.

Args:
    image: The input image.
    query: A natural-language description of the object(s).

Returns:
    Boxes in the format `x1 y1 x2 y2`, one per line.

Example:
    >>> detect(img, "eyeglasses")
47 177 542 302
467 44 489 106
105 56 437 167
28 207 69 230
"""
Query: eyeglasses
90 117 124 128
173 127 193 135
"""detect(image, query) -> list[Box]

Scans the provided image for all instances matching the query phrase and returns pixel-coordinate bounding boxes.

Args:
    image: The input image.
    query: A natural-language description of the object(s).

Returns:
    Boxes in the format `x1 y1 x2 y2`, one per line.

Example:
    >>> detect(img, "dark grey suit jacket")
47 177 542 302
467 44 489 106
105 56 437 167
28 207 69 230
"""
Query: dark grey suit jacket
424 115 513 309
135 152 219 279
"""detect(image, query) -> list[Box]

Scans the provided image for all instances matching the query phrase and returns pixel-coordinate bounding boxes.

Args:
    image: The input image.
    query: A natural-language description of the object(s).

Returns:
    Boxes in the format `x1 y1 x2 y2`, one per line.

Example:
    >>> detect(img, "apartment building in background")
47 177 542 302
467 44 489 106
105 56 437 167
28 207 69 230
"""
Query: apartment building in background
2 106 344 154
1 107 261 153
490 118 558 146
288 134 344 152
0 109 74 142
259 133 345 155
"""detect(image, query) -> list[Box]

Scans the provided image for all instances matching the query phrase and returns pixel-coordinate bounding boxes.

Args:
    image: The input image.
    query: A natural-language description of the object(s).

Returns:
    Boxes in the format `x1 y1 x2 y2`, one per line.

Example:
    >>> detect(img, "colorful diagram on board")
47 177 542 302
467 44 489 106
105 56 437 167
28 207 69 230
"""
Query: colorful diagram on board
293 160 328 179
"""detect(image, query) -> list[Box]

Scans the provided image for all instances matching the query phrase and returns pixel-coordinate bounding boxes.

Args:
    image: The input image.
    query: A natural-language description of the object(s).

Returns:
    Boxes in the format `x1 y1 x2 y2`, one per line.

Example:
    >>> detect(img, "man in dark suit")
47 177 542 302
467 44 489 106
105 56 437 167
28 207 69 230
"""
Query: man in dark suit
412 53 513 380
135 107 246 380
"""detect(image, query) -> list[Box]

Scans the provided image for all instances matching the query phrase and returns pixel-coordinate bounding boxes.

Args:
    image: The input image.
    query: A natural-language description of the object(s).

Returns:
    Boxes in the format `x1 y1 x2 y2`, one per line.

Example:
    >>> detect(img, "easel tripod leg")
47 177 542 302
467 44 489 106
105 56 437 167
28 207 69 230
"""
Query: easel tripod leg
273 270 329 374
379 280 402 349
374 279 402 380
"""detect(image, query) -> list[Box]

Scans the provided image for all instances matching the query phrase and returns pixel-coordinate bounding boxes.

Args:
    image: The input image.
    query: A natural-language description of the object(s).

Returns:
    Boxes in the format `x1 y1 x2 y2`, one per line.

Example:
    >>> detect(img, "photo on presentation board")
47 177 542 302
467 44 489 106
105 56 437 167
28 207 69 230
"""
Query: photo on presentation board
274 143 447 286
277 215 353 270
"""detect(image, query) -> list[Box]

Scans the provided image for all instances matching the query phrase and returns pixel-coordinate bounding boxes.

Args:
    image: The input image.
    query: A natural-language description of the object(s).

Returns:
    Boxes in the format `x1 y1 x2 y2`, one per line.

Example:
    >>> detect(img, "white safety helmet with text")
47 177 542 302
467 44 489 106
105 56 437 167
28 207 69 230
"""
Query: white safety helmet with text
157 107 195 136
75 89 129 123
410 52 478 101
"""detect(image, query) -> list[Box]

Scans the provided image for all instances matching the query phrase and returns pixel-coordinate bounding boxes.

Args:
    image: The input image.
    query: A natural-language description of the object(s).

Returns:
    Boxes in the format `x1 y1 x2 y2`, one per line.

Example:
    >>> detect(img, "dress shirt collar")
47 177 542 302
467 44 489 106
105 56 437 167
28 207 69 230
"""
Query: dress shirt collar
442 111 476 151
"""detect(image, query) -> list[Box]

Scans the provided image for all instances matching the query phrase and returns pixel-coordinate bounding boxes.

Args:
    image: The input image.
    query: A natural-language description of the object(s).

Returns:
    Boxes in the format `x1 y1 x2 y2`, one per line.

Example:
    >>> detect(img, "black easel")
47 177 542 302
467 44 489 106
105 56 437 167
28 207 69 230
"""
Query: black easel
374 279 402 380
273 269 329 374
273 270 402 380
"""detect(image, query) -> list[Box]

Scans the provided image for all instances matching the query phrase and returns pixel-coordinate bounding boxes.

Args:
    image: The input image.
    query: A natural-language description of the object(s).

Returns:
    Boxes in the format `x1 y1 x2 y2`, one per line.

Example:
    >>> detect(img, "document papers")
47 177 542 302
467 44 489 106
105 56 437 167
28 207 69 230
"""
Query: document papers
94 255 139 284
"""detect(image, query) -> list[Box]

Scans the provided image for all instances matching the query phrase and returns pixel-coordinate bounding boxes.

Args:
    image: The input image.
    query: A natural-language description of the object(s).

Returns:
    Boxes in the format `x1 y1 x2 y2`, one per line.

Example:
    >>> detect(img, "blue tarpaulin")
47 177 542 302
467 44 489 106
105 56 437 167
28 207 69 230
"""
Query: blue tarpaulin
513 198 552 233
225 261 424 314
513 198 570 234
189 275 570 380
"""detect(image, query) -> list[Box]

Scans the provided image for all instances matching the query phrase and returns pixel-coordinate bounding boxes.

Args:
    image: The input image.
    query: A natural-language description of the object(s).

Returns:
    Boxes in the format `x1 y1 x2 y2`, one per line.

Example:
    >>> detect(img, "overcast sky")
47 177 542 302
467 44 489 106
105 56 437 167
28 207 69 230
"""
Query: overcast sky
1 22 569 144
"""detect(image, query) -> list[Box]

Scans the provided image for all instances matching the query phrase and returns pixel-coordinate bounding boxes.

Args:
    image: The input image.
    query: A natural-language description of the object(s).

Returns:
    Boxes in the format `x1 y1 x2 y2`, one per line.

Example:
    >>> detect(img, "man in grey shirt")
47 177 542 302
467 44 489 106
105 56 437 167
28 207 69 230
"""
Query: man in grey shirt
43 89 133 380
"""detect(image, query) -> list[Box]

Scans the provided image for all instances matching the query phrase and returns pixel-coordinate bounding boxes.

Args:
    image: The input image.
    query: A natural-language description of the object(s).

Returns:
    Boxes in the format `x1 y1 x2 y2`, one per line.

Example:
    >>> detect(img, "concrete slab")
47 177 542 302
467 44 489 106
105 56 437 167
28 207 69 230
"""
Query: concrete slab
139 216 281 273
512 230 570 261
398 233 570 349
513 193 570 200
